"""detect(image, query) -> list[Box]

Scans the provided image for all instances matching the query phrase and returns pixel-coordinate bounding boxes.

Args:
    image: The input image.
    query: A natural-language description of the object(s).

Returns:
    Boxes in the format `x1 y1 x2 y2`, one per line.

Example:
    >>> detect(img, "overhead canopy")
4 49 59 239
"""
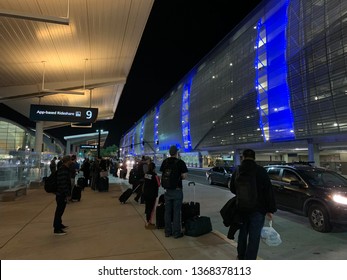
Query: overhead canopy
0 0 154 130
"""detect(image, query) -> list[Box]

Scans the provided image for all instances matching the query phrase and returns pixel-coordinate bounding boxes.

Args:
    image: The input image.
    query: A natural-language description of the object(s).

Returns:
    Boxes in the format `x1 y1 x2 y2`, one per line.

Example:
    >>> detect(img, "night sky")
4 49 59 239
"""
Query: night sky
2 0 263 148
104 0 263 147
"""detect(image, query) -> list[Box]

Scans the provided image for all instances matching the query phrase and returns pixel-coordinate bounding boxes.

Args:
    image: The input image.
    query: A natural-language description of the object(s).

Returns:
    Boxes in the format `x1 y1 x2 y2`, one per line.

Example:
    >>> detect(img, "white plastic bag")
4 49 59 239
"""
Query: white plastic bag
261 220 282 246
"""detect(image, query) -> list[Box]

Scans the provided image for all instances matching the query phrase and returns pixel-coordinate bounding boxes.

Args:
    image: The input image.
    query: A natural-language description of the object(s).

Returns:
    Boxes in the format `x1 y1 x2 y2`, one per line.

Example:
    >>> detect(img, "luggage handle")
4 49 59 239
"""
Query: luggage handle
188 181 196 202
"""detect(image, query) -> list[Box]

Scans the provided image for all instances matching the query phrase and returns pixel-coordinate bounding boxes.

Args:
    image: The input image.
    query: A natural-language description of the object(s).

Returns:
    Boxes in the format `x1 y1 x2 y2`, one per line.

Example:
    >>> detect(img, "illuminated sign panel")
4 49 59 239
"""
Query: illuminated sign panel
30 104 98 122
80 145 98 149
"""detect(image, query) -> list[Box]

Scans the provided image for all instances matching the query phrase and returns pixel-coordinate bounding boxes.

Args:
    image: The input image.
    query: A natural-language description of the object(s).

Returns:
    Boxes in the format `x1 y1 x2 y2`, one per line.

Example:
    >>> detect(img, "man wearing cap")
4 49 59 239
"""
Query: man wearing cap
159 145 188 238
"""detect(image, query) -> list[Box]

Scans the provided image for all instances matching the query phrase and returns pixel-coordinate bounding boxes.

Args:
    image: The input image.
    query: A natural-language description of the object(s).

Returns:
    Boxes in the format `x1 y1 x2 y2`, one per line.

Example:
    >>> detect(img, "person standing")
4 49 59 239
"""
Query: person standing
143 162 160 229
159 145 188 238
53 155 72 235
49 156 57 174
229 149 276 260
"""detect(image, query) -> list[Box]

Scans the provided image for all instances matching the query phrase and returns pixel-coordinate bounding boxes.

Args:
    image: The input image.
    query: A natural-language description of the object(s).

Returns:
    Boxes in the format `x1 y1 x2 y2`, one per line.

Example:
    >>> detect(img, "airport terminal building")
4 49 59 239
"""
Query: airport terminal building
119 0 347 174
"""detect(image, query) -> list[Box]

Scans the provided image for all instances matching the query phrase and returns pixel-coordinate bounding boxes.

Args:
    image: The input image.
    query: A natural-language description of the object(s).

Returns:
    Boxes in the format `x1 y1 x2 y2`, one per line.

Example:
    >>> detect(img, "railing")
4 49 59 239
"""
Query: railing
0 164 50 191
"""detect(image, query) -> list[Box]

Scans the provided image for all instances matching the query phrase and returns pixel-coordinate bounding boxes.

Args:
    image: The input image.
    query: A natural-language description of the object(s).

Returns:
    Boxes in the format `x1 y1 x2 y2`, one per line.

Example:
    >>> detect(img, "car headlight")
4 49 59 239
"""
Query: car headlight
332 194 347 205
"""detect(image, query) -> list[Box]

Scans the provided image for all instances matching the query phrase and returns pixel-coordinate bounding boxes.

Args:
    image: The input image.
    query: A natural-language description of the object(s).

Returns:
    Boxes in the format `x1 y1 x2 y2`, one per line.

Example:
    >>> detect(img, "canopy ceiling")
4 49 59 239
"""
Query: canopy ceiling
0 0 154 130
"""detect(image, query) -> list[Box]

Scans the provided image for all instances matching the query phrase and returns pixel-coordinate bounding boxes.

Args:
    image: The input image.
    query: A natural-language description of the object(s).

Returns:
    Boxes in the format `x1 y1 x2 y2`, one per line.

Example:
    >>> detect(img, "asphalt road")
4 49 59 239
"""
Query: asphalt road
185 168 347 260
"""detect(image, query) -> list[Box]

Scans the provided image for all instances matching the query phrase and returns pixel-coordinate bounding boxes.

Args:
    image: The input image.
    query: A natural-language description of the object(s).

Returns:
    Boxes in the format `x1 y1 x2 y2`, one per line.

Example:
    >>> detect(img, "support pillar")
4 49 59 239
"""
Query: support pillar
34 121 43 167
308 139 320 166
234 149 241 166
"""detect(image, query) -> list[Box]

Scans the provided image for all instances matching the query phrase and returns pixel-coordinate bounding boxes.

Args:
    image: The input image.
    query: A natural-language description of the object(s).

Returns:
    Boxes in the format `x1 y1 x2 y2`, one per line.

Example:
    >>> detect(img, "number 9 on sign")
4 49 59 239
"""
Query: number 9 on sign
86 110 93 120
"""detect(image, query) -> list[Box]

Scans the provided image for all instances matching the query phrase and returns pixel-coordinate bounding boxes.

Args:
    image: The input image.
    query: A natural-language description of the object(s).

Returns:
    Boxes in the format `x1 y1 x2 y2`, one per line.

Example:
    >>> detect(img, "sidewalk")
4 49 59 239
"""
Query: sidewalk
0 176 238 260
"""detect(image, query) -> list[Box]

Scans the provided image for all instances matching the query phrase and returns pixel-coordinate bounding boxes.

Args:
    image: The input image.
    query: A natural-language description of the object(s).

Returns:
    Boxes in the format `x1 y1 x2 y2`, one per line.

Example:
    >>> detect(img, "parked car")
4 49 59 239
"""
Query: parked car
206 166 235 188
264 162 347 232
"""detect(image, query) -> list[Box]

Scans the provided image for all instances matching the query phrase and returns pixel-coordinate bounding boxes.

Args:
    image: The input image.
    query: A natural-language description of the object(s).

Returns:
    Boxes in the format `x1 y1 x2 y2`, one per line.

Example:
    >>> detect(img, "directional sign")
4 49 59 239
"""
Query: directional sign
30 104 98 122
80 145 98 149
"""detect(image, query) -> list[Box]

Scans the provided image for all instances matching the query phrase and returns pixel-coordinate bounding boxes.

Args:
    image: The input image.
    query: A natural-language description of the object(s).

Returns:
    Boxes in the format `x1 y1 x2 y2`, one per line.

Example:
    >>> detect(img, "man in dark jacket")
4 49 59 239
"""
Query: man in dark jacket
53 155 71 235
230 149 276 260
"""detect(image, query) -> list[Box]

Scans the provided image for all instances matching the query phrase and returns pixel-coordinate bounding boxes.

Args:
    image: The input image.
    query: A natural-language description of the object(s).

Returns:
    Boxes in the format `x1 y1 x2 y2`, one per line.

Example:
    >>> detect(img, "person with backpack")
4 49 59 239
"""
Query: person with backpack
134 156 150 203
159 145 188 239
229 149 276 260
143 162 160 229
53 155 72 235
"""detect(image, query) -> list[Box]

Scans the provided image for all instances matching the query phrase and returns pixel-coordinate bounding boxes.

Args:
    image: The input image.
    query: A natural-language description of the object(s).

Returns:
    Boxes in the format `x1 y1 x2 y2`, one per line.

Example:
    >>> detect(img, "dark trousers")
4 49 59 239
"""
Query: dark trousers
144 196 156 222
237 211 265 260
53 195 67 230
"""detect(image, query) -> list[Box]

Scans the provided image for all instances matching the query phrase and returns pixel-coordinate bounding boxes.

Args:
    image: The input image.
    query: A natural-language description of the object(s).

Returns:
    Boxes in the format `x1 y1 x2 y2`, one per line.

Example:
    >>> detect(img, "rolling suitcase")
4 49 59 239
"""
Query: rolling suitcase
77 177 87 189
182 181 200 225
98 176 109 192
184 216 212 237
119 184 141 204
155 203 165 229
71 185 82 201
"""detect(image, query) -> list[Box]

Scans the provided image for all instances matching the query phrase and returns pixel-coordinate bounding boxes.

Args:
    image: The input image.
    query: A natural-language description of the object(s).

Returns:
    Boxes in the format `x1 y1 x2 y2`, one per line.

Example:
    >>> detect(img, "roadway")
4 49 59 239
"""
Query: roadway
186 168 347 260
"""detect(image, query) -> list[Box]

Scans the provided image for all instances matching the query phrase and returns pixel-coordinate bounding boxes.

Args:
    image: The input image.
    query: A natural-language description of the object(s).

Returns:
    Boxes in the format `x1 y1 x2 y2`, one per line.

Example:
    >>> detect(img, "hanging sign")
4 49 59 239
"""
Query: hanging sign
30 104 98 122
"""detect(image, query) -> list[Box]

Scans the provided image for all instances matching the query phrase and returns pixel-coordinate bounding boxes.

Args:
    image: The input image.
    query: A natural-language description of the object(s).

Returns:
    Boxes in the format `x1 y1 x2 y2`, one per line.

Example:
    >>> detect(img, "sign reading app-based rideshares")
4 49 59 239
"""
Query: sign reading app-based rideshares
30 104 98 122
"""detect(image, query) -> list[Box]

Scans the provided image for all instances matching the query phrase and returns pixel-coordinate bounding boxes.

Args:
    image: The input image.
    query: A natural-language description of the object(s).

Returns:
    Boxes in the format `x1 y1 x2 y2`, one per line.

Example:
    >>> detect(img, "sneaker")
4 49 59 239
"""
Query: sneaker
54 229 67 235
61 225 69 229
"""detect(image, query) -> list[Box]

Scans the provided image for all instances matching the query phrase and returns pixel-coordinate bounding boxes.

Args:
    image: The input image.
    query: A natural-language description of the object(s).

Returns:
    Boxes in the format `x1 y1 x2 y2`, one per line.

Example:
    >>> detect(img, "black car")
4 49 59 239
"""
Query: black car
206 166 235 188
264 163 347 232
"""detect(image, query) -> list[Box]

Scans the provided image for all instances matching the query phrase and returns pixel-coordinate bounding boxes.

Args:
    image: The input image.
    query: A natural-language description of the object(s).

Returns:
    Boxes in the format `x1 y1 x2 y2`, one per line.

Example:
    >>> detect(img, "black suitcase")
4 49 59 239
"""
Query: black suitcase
98 176 109 192
71 185 82 201
182 201 200 224
119 188 133 203
184 216 212 237
77 177 87 189
182 181 200 225
119 184 141 204
156 203 165 229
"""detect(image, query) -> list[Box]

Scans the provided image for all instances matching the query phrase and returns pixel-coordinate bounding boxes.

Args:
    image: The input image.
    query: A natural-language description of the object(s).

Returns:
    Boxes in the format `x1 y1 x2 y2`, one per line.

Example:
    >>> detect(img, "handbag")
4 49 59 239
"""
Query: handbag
261 220 282 246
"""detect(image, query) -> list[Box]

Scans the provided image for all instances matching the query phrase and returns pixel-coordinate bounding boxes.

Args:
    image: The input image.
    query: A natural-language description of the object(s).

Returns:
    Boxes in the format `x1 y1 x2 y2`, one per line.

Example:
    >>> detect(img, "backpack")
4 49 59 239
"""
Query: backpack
44 171 57 193
234 167 257 213
161 158 180 189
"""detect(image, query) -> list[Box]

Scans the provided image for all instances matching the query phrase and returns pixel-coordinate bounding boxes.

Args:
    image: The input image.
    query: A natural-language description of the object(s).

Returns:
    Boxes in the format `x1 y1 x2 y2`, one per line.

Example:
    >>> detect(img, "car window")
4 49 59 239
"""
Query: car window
212 167 219 172
282 170 300 183
267 168 281 181
300 169 347 187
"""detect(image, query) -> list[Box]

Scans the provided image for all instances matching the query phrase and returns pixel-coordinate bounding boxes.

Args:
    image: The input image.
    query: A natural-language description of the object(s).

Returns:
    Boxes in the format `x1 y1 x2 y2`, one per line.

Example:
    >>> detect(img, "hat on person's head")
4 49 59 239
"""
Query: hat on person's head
169 145 179 156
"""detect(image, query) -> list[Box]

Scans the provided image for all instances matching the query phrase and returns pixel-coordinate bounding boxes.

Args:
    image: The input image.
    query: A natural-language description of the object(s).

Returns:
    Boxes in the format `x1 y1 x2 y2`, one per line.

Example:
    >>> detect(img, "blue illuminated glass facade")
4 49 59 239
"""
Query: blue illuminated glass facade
120 0 347 166
181 78 193 152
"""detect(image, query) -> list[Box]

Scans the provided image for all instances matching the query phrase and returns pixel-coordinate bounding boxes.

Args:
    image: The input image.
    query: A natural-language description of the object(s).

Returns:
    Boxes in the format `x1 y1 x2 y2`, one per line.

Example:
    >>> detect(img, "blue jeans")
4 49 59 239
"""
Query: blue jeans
237 211 265 260
164 189 183 236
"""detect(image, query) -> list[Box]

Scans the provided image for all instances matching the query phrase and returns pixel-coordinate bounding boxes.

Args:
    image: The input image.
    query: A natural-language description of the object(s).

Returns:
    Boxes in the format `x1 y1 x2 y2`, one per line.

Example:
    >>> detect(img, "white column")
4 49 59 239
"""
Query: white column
234 149 241 166
66 140 71 155
34 121 43 165
308 139 320 166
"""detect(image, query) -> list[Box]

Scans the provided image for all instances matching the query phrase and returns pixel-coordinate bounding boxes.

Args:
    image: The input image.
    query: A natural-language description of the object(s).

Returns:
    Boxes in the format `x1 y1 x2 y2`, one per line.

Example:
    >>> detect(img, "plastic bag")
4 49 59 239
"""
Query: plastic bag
261 220 282 246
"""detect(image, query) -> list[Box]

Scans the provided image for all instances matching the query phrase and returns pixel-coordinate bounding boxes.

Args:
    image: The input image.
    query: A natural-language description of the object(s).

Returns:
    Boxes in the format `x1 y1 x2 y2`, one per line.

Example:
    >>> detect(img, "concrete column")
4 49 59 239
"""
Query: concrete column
66 140 71 155
34 121 43 166
308 139 320 166
282 154 289 163
234 149 241 166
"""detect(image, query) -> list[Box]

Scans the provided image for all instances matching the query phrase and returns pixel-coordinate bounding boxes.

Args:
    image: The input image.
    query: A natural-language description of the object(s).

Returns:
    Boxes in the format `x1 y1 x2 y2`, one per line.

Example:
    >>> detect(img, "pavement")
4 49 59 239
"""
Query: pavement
0 175 238 260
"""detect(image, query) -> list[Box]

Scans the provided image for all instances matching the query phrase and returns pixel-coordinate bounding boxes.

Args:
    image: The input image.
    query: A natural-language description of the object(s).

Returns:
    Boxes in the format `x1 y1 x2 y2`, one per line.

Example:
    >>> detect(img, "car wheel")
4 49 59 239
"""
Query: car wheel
208 176 213 185
308 203 332 232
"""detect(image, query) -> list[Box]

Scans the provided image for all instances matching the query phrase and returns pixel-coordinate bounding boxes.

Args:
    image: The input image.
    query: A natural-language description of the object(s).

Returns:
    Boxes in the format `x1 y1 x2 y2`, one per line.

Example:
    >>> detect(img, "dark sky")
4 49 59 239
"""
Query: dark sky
104 0 263 147
2 0 262 147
